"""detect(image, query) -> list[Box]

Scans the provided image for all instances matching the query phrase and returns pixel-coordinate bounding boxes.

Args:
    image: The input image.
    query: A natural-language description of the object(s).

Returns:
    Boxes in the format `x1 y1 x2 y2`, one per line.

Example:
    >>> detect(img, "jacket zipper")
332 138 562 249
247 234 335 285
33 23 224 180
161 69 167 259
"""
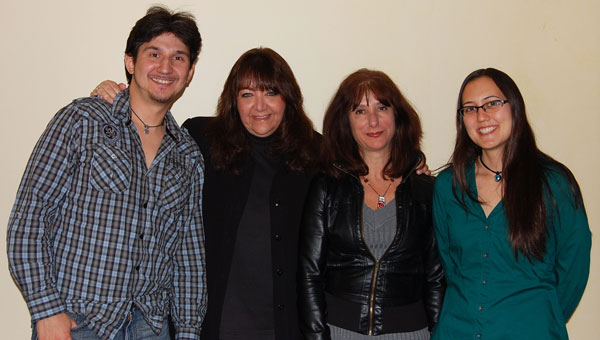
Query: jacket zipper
360 209 377 335
368 260 380 334
361 206 400 335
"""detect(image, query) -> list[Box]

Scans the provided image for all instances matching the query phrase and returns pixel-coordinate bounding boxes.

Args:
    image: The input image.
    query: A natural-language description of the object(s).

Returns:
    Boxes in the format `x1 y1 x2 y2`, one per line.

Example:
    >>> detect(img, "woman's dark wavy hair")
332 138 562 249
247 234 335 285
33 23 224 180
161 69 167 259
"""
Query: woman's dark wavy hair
322 68 423 178
208 47 318 173
124 6 202 84
450 68 583 261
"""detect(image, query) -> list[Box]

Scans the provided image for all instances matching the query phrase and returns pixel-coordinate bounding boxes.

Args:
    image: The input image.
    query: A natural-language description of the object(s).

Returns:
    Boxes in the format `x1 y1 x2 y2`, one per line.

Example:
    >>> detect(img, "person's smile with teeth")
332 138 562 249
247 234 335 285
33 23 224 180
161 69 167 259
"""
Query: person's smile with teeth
237 86 286 138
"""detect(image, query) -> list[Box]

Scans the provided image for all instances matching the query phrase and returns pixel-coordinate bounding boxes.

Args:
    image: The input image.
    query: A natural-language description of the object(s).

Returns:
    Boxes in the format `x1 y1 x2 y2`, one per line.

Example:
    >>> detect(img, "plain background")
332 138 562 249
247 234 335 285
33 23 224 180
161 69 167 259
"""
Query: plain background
1 0 597 338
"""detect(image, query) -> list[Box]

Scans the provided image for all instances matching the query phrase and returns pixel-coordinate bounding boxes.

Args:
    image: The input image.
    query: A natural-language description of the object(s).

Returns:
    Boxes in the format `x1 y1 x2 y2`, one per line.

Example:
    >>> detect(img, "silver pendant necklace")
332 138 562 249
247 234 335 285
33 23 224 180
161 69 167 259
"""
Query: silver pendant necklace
363 177 394 209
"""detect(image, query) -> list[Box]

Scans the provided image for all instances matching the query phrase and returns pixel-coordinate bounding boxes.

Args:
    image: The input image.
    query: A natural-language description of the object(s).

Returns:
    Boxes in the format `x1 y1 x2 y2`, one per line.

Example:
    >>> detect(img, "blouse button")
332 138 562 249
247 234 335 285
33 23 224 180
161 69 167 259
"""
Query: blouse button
483 253 488 258
482 280 487 285
477 334 481 338
485 225 489 230
478 305 483 311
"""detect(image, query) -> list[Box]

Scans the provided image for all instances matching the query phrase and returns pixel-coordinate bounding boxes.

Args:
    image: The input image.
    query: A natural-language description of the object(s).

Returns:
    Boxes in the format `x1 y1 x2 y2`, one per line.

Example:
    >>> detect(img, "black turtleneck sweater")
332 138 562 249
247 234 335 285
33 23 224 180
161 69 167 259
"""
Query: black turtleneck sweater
219 134 279 340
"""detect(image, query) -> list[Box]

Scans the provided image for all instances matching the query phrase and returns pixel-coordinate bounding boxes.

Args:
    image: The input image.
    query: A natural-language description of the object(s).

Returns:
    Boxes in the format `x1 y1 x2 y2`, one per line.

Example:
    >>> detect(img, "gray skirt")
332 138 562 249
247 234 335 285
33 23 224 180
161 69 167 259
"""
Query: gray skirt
329 324 430 340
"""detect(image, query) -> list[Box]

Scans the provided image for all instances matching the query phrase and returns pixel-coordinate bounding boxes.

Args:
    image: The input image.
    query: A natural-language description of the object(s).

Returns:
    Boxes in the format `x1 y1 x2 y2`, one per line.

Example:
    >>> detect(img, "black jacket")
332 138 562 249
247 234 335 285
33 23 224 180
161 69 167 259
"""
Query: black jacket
298 161 445 339
182 116 314 340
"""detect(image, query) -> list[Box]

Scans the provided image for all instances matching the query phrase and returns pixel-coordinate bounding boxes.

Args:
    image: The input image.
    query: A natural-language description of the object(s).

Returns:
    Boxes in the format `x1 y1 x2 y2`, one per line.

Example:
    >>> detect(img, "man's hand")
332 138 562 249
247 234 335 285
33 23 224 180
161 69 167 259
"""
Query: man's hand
415 160 431 176
36 312 77 340
90 80 127 104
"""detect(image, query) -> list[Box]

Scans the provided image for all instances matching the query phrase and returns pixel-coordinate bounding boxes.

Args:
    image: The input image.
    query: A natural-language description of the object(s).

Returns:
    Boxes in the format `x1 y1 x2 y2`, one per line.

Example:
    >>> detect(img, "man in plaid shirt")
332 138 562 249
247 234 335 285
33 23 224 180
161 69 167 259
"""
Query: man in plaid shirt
7 6 206 340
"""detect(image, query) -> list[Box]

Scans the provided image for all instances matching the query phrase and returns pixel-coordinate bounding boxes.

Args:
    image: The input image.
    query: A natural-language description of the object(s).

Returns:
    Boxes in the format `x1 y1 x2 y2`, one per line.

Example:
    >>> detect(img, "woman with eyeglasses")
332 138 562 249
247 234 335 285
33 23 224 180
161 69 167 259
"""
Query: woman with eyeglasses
431 68 591 340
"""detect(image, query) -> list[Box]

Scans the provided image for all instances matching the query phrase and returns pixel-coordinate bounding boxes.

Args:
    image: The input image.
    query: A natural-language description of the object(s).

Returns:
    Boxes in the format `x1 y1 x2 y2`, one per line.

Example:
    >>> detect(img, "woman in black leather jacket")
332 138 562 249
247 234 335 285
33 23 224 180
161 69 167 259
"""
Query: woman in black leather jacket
298 69 445 340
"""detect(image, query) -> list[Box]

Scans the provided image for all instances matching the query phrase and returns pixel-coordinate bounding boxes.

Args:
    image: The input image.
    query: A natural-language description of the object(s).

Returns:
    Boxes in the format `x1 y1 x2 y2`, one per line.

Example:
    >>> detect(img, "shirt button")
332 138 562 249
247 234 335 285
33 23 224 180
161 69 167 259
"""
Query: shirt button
275 268 283 276
135 265 140 271
478 306 483 311
143 202 148 208
274 234 281 241
485 225 489 230
482 280 487 285
483 253 488 258
277 304 285 310
274 201 280 207
477 334 481 338
139 233 144 240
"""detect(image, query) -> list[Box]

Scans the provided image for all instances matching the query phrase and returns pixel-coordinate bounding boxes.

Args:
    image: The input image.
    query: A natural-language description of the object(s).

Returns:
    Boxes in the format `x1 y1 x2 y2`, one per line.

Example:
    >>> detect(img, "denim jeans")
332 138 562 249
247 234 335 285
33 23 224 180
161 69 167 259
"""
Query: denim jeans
32 308 171 340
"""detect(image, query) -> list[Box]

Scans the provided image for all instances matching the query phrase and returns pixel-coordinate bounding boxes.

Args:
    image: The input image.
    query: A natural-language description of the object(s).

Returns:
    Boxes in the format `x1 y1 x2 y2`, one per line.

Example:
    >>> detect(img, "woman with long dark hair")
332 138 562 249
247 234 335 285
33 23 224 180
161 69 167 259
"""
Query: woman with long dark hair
432 68 591 340
181 47 319 340
298 69 445 340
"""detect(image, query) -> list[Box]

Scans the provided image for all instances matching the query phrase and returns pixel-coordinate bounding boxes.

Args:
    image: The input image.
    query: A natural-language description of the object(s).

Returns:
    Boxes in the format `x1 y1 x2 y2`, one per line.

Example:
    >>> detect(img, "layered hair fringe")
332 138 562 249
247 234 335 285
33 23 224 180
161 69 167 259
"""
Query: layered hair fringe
321 69 423 178
208 48 318 174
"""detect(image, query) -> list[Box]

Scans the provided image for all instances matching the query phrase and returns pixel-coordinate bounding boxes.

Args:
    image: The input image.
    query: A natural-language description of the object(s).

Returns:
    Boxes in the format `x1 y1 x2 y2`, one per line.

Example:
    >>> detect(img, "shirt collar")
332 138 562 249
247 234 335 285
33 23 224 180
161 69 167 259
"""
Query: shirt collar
110 89 132 124
111 89 181 143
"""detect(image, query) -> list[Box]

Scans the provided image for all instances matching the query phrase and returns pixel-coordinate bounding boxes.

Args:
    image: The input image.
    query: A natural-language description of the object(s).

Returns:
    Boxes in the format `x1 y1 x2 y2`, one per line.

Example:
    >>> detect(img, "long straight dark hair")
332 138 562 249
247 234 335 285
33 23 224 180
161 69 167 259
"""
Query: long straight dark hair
451 68 583 261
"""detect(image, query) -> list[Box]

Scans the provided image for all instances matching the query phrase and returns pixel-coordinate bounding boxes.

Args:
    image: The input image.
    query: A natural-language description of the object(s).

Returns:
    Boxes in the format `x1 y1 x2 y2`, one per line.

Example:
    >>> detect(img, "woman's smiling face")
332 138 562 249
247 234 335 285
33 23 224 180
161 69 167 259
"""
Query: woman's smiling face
461 76 512 154
237 85 286 138
348 91 396 157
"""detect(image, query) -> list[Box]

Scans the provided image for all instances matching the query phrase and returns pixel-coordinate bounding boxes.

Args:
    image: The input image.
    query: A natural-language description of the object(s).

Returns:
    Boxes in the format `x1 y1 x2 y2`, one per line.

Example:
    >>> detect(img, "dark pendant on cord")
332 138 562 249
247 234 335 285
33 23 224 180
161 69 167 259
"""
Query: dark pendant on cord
479 155 502 182
130 107 164 134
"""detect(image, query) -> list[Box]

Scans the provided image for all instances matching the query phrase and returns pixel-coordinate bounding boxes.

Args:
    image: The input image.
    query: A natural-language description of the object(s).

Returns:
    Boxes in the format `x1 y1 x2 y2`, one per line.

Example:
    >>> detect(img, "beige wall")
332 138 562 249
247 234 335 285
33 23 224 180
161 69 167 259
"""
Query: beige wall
1 0 597 337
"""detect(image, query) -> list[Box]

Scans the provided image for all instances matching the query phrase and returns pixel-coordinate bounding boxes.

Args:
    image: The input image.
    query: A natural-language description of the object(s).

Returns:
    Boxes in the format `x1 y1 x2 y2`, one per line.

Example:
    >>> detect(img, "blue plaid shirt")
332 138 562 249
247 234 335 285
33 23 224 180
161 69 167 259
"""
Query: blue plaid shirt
7 90 206 340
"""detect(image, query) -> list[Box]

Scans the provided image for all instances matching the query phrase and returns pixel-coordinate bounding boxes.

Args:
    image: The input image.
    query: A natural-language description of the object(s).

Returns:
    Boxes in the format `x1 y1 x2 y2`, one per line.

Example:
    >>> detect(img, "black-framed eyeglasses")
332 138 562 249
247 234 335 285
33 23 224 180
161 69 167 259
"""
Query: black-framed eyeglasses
458 99 508 116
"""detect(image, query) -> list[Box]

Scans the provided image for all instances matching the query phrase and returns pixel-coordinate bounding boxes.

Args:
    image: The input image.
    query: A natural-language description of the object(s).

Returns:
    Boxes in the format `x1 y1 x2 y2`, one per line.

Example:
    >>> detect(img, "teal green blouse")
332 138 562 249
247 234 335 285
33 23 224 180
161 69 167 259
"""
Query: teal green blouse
432 164 591 340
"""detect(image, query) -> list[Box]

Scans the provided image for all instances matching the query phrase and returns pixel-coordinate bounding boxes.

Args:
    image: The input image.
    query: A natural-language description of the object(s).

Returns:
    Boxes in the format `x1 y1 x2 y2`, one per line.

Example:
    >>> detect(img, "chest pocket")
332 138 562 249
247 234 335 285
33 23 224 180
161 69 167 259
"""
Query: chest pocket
158 157 190 213
89 143 132 193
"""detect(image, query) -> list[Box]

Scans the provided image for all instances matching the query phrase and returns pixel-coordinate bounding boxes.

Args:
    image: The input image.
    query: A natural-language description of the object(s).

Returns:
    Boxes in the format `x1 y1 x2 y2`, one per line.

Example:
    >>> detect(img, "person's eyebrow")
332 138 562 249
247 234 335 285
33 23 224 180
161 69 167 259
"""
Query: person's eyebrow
143 45 190 57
